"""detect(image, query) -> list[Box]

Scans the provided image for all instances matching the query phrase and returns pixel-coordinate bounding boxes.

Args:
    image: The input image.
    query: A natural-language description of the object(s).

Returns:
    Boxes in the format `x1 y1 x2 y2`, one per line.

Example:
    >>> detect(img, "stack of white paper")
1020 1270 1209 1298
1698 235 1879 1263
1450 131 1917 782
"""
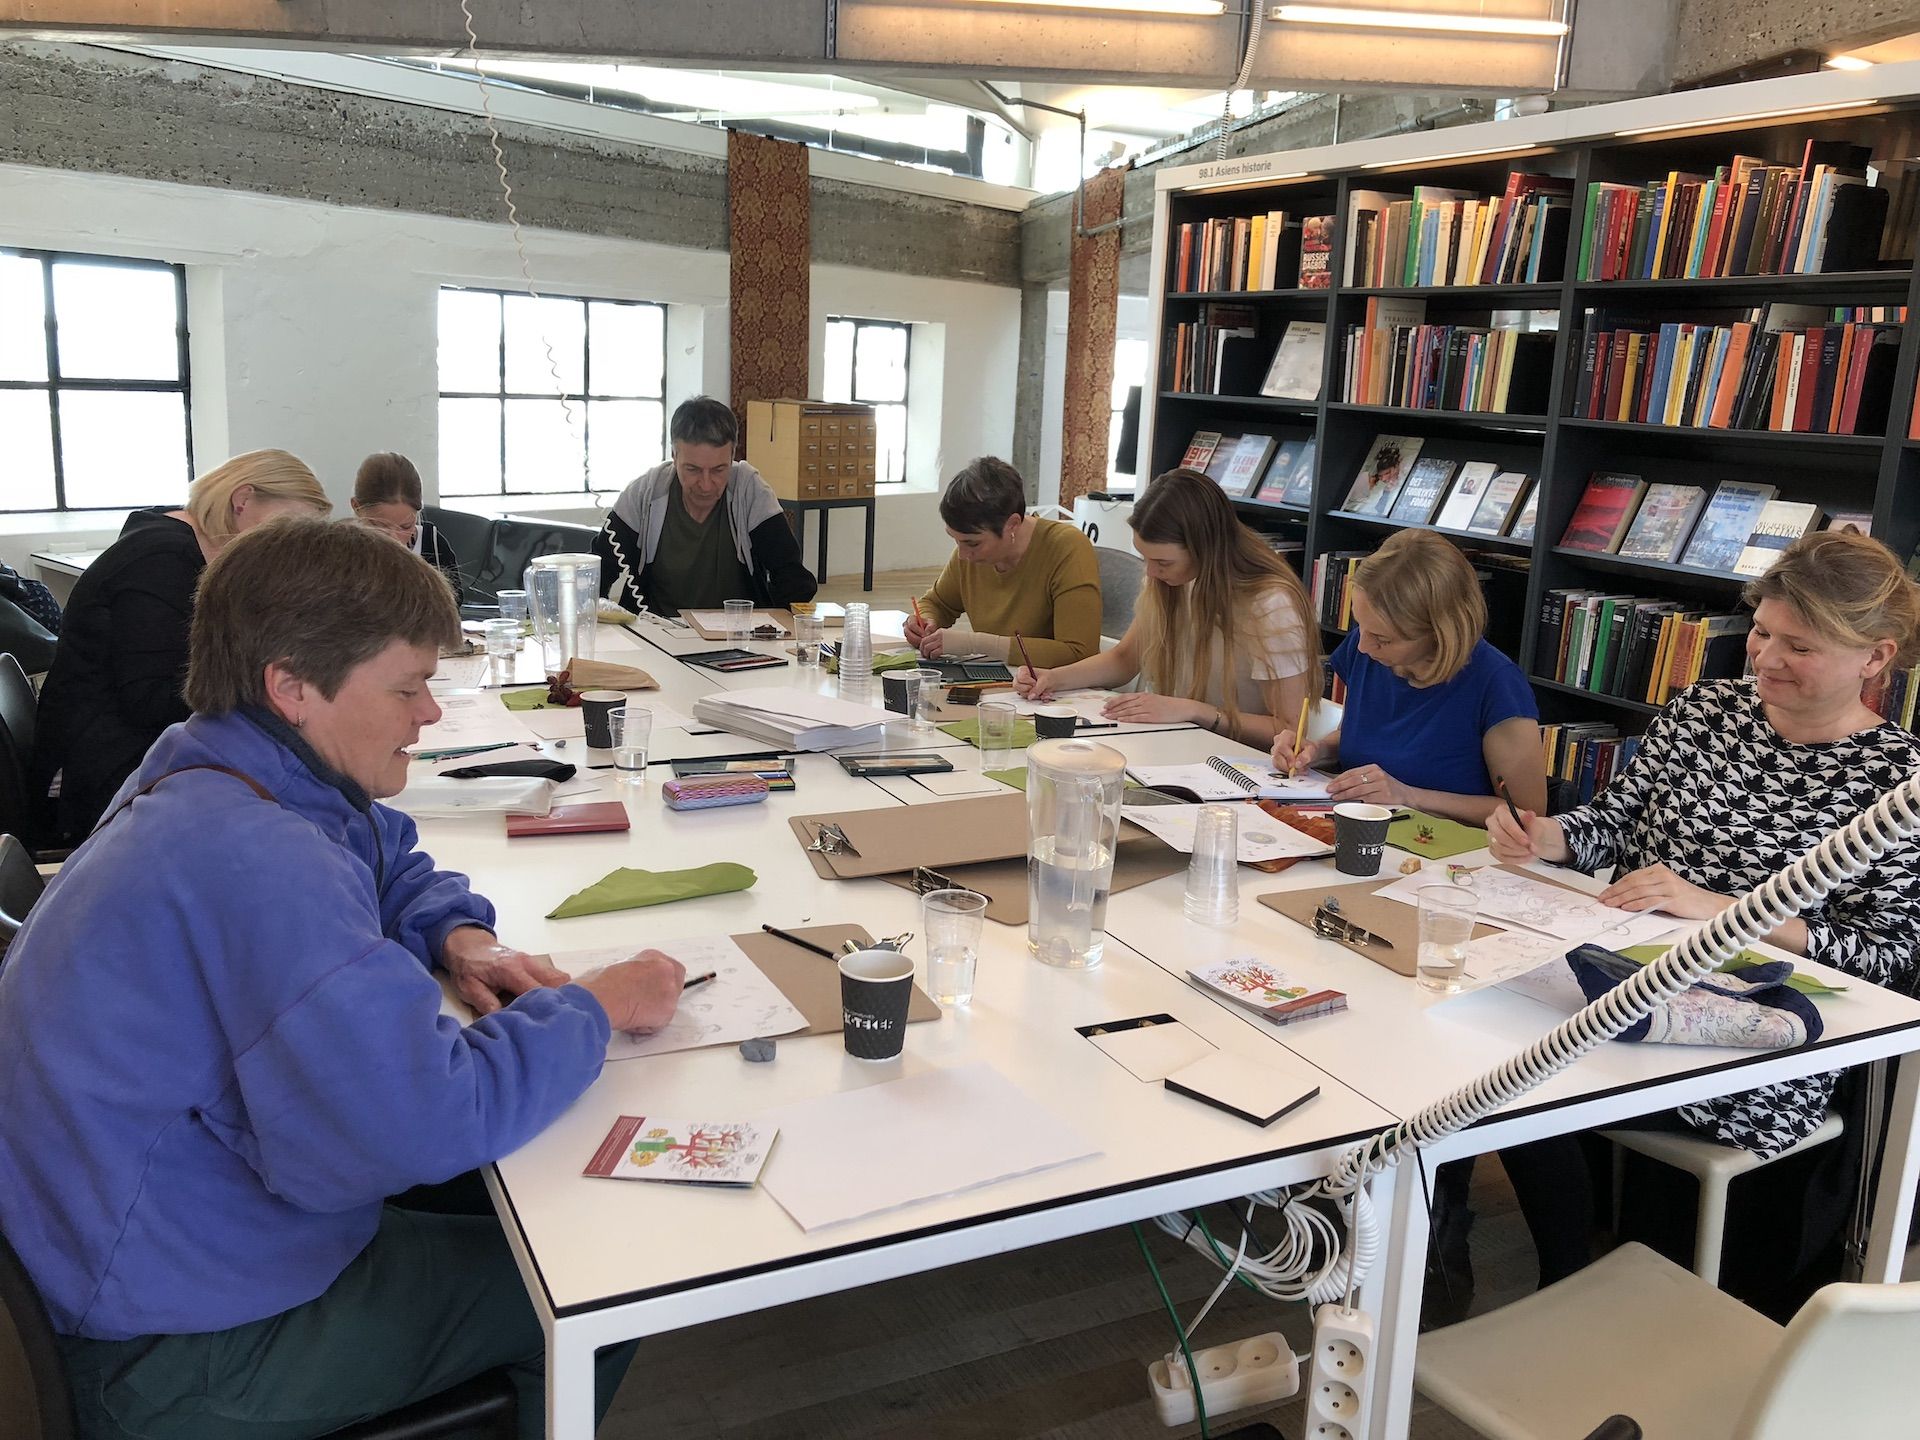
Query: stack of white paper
693 686 886 752
386 774 554 818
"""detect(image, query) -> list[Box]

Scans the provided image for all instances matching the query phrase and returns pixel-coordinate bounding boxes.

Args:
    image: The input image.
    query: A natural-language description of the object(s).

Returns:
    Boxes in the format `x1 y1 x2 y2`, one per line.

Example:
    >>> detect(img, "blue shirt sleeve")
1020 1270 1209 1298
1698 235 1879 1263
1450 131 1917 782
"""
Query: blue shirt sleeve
1474 644 1539 732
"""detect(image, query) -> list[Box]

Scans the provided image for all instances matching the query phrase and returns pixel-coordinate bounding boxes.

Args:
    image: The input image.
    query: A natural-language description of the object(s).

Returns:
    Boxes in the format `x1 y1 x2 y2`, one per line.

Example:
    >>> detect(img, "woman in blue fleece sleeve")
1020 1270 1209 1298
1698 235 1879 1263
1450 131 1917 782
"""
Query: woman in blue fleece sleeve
0 518 685 1440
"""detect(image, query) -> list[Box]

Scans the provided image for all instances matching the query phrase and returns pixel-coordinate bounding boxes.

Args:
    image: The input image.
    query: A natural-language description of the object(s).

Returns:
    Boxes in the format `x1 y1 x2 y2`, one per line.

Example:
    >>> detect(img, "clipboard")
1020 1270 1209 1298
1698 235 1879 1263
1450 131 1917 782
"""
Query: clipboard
874 837 1189 926
1259 879 1503 977
732 923 941 1032
683 608 794 641
789 793 1032 879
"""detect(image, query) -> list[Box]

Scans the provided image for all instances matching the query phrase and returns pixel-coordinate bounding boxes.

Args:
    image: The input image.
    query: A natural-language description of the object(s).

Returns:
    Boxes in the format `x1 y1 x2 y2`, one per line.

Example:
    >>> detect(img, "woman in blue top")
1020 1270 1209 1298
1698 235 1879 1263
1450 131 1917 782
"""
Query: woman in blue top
1272 529 1545 822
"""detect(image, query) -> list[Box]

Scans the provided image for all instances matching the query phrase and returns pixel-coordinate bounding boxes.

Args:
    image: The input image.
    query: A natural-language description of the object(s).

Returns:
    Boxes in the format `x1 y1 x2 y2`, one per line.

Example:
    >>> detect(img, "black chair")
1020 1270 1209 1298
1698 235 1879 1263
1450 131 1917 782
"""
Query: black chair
0 833 45 955
421 507 498 604
0 1224 515 1440
487 518 601 604
0 655 44 855
0 595 55 677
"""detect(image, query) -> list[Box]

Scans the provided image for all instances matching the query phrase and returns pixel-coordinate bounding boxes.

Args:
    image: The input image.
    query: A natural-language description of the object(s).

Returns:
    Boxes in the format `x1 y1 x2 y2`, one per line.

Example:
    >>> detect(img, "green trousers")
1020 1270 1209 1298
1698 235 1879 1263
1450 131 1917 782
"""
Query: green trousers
57 1183 634 1440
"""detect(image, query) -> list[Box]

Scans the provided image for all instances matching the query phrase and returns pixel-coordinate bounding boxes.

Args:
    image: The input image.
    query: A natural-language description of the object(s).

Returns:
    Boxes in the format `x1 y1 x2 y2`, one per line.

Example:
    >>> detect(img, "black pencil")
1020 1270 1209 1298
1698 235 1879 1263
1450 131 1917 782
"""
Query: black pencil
761 923 838 960
1495 775 1525 830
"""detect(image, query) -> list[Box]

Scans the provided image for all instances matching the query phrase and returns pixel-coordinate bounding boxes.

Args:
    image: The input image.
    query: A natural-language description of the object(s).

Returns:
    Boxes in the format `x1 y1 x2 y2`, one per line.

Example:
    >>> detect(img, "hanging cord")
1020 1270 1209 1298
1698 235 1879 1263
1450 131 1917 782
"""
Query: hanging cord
1214 3 1269 160
456 0 588 485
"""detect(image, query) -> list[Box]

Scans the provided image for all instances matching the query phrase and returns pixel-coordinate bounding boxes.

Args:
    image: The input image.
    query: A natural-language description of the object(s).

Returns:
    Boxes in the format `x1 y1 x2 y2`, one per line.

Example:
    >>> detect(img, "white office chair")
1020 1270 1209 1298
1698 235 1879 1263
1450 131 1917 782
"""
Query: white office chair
1415 1241 1920 1440
1601 1113 1844 1285
1305 698 1343 745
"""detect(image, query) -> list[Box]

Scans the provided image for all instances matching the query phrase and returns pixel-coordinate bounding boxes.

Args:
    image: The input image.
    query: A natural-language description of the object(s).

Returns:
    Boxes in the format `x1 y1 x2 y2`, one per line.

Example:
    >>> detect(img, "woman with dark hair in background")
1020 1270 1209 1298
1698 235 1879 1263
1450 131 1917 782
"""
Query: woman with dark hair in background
351 452 465 605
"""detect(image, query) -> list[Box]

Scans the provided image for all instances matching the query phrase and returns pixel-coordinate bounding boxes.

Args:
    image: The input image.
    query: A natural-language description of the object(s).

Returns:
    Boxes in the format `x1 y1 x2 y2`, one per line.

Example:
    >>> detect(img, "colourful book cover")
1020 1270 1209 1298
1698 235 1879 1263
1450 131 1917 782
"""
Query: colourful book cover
1187 958 1347 1025
1679 481 1778 570
1733 499 1822 577
1558 472 1648 552
583 1116 777 1187
1340 434 1423 517
1616 482 1708 562
1387 456 1459 524
1466 470 1530 535
1256 437 1313 503
1435 460 1497 531
1299 214 1334 289
1507 480 1542 541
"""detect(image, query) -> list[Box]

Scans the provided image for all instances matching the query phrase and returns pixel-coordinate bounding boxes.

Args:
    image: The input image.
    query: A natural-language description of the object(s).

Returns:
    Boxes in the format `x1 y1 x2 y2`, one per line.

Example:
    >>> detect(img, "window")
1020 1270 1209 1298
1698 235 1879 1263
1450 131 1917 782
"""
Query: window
436 287 666 498
1109 337 1149 489
823 317 910 485
0 249 192 513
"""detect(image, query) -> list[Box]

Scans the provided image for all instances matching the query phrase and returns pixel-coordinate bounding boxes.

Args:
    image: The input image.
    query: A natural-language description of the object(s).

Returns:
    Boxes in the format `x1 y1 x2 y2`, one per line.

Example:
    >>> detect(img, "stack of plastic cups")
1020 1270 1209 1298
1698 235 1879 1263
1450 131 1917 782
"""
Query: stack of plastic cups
839 602 874 703
1183 803 1240 927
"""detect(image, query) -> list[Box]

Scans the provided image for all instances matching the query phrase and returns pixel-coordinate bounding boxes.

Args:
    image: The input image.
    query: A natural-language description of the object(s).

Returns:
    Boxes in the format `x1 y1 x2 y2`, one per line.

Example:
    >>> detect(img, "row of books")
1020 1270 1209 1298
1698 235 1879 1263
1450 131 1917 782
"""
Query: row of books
1558 471 1867 575
1164 307 1328 398
1171 211 1334 293
1344 173 1573 288
1578 142 1904 282
1311 545 1529 636
1571 309 1902 434
1341 314 1554 413
1542 723 1639 808
1865 664 1920 732
1337 433 1538 537
1536 590 1752 706
1181 431 1317 506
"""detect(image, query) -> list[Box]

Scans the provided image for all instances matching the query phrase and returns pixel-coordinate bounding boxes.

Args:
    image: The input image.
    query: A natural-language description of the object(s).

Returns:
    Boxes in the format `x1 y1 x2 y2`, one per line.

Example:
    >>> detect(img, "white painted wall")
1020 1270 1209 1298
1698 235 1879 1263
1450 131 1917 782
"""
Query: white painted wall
0 162 1019 580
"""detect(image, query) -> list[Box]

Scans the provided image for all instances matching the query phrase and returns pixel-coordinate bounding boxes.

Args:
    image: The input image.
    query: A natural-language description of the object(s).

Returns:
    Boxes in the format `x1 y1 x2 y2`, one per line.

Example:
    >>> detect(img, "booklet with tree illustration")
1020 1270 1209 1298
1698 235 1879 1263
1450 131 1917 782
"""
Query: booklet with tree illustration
583 1116 777 1187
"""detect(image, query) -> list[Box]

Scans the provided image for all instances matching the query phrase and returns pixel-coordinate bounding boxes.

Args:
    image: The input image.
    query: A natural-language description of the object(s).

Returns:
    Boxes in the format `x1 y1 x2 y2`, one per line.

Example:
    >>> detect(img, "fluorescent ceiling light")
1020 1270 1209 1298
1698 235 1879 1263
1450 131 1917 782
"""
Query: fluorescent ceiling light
1826 55 1875 71
970 0 1227 14
1270 5 1569 37
1616 99 1875 137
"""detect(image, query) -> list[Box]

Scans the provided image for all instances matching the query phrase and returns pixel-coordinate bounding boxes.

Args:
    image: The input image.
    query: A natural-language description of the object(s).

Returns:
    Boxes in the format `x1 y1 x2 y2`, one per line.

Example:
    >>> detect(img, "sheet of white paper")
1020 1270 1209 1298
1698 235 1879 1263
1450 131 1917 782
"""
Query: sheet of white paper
912 769 1011 796
608 700 700 734
1126 761 1335 802
710 687 885 730
430 655 489 689
1120 802 1332 863
386 774 554 818
684 608 789 635
1430 927 1576 1001
757 1062 1100 1232
559 935 807 1061
1374 864 1682 947
1498 957 1591 1014
418 692 542 749
518 707 587 741
1087 1022 1217 1082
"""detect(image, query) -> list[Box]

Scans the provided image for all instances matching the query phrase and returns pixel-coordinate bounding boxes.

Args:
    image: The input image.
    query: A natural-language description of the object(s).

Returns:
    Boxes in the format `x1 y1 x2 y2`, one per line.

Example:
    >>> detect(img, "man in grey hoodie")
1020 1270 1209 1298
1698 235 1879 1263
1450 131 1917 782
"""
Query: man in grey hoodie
593 396 817 616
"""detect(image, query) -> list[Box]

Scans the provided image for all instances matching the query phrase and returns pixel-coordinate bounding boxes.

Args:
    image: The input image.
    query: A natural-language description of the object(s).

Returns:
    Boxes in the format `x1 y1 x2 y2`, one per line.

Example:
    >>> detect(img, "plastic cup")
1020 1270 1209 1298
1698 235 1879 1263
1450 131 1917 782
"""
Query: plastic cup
921 888 987 1006
579 690 626 749
909 667 944 733
1183 803 1240 927
1417 884 1478 993
724 598 753 641
977 699 1020 775
1333 801 1393 876
609 705 652 789
794 613 825 668
482 618 520 681
838 948 915 1060
496 590 529 626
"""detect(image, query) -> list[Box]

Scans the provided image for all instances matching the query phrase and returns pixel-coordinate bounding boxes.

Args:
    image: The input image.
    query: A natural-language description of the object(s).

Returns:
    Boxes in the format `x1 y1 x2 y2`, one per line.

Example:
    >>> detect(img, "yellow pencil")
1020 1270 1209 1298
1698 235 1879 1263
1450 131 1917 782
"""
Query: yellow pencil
1292 696 1311 770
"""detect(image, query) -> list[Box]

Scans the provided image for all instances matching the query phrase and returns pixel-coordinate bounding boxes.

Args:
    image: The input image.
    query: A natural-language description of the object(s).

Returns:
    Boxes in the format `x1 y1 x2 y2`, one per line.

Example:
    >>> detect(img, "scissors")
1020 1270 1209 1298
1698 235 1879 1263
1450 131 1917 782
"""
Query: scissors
1313 895 1394 949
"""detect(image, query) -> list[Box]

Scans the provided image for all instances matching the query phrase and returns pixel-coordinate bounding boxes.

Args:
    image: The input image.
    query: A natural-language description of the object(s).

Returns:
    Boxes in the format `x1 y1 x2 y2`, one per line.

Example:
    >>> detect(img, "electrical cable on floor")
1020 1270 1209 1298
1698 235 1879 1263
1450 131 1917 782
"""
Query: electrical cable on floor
456 0 588 481
1133 1222 1211 1438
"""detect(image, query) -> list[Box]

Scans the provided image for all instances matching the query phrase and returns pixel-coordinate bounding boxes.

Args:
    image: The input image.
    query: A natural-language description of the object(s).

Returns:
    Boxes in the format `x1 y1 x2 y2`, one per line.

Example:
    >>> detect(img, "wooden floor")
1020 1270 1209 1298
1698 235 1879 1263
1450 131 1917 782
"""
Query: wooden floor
597 565 1920 1439
815 566 942 613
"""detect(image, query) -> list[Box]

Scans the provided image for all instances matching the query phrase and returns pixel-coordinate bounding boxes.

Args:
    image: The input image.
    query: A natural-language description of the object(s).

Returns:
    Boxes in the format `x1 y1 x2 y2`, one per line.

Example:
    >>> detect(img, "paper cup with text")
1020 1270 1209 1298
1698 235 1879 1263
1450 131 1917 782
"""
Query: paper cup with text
1333 801 1394 877
838 948 916 1061
579 690 626 748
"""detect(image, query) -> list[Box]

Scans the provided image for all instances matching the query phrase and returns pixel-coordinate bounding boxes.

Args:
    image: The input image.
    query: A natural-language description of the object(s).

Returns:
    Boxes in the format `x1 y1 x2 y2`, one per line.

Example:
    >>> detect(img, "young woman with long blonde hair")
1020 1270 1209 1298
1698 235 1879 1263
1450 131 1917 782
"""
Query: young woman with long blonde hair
1015 468 1319 748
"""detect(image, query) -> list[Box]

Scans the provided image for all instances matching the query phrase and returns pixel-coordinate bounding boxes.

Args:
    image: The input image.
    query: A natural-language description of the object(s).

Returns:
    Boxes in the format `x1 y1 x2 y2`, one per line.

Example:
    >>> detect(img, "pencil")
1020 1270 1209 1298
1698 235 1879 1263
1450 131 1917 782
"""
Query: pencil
761 923 838 960
1292 697 1310 763
1013 630 1035 675
910 595 925 625
1495 775 1525 830
681 970 718 991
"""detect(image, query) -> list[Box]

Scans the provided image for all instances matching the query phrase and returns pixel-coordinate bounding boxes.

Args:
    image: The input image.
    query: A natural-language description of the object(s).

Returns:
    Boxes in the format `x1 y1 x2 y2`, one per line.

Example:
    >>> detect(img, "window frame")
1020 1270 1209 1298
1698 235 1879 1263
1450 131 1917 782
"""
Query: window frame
435 285 669 500
0 247 194 514
825 314 912 486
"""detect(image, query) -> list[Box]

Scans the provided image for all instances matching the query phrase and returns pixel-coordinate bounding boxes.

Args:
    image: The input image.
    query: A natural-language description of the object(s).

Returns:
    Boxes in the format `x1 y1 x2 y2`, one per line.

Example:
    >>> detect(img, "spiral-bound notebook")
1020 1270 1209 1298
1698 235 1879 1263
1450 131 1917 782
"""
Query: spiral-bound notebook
1125 757 1334 803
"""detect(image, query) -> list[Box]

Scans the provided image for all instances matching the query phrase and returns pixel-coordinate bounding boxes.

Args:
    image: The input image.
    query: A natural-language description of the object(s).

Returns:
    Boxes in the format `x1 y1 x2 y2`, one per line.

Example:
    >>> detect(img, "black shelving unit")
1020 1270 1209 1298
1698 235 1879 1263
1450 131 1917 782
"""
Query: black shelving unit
1148 93 1920 736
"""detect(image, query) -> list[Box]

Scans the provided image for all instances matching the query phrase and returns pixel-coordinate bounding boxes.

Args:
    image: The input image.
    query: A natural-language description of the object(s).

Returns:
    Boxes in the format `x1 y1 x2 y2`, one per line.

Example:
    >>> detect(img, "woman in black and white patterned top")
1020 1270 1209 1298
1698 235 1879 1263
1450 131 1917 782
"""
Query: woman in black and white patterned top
1486 529 1920 1280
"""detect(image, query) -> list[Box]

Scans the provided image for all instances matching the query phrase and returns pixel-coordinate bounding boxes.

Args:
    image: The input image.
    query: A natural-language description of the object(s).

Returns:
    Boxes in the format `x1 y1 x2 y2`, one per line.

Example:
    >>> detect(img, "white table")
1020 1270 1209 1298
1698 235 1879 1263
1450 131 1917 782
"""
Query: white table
410 688 1920 1440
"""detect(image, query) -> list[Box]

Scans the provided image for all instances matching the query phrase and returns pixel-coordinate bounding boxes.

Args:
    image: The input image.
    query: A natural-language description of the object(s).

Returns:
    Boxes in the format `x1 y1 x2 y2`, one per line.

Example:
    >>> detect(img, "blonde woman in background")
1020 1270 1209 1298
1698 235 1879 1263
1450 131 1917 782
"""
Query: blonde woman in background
31 449 331 841
1015 468 1318 748
1273 528 1544 824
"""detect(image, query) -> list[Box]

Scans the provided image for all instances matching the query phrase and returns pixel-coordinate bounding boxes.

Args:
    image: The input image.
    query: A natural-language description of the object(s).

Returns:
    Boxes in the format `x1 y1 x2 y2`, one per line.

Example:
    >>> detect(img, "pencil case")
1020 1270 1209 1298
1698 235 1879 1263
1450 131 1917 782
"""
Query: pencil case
662 775 770 811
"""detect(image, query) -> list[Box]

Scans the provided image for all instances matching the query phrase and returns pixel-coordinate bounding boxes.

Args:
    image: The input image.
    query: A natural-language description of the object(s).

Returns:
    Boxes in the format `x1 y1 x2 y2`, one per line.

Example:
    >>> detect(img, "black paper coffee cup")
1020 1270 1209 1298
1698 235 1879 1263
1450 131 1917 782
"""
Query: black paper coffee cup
881 671 913 714
579 690 624 748
1032 704 1076 739
838 949 914 1060
1333 802 1393 877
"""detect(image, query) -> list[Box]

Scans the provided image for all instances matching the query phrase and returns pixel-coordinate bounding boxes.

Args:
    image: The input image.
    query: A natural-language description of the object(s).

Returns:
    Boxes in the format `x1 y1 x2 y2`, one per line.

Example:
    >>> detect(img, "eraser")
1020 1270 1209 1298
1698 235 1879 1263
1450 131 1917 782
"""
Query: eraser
739 1037 777 1063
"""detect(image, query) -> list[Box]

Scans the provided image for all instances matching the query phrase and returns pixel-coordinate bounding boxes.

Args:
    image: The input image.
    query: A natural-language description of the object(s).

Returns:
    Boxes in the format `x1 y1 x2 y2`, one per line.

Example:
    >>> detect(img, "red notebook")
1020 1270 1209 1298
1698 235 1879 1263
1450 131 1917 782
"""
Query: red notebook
505 802 631 838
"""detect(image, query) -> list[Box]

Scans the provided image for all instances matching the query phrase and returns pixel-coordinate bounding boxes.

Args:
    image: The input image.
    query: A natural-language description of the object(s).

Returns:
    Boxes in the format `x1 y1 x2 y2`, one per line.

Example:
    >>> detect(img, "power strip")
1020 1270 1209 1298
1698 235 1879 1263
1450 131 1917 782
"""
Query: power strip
1304 1303 1375 1440
1146 1330 1301 1427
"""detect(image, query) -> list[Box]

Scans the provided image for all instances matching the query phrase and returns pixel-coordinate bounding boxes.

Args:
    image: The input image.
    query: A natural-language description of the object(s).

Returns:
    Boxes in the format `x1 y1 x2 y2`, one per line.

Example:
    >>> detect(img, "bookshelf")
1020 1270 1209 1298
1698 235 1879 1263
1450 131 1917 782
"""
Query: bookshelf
1143 60 1920 747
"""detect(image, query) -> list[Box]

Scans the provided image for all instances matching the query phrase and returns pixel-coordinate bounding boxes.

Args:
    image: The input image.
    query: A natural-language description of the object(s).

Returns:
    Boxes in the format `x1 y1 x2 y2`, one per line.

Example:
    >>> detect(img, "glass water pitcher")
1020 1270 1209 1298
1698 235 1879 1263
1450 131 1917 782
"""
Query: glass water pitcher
524 553 600 673
1026 738 1127 969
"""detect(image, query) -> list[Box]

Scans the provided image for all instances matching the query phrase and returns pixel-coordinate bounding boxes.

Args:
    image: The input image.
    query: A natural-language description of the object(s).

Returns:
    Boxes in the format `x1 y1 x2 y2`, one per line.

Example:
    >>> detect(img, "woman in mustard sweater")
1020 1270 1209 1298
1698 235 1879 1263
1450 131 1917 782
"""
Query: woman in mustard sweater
904 457 1103 668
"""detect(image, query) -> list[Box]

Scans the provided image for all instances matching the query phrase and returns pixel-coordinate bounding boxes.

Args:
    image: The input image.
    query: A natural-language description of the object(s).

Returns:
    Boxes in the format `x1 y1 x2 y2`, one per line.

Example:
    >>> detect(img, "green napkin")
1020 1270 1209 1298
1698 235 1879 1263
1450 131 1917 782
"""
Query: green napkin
938 717 1038 748
826 650 923 676
501 688 567 712
984 767 1028 791
1617 943 1847 996
1387 810 1488 859
547 862 757 919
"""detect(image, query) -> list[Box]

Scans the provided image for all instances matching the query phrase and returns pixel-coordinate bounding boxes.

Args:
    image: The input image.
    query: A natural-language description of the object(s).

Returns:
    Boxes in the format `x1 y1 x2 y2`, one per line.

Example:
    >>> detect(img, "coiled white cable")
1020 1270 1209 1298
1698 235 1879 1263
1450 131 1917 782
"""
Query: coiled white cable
1163 768 1920 1300
1213 4 1268 161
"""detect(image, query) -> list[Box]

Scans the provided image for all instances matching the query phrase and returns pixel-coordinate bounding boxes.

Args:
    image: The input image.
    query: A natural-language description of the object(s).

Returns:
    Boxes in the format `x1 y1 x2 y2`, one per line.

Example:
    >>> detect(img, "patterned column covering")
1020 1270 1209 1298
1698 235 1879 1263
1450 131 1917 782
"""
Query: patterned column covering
1059 163 1129 507
729 129 812 428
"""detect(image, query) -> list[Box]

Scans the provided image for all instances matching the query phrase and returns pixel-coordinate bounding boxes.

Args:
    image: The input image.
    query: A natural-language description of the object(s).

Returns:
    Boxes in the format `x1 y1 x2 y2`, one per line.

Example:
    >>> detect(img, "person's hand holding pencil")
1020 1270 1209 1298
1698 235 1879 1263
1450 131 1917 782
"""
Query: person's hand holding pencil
1270 696 1319 776
904 595 942 656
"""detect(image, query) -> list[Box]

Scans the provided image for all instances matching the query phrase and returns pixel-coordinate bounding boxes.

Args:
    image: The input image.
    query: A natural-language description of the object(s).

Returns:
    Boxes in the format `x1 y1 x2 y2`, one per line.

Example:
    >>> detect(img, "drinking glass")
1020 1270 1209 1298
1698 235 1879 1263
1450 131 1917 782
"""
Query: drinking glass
978 699 1020 775
609 705 653 789
793 613 825 668
908 667 944 733
496 589 529 627
921 888 988 1006
1416 884 1478 993
482 618 521 683
724 598 753 642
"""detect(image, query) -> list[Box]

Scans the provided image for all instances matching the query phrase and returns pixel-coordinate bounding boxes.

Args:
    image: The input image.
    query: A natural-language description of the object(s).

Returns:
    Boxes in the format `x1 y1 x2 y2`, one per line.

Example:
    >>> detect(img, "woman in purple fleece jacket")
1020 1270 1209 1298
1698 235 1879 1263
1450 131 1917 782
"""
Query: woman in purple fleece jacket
0 518 684 1440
